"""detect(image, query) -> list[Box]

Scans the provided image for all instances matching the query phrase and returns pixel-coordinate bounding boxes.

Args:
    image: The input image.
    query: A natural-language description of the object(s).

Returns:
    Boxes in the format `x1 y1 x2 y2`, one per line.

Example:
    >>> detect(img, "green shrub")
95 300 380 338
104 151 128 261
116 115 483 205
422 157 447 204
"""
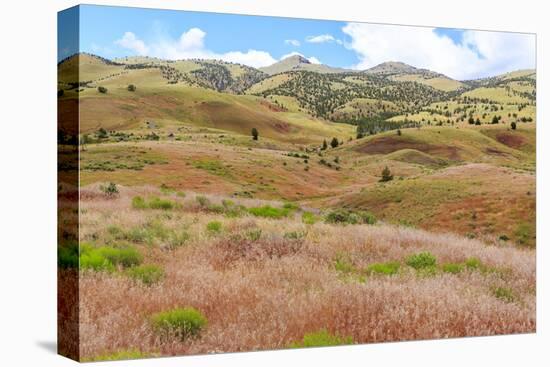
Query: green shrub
168 230 191 249
441 263 464 274
99 246 143 267
206 221 222 233
132 196 147 209
127 84 136 92
148 197 175 210
289 329 353 348
366 261 400 275
80 243 114 271
284 231 306 240
514 222 535 247
465 257 482 270
97 86 108 94
80 244 142 271
196 195 211 208
283 202 300 211
405 252 437 269
151 307 207 340
100 182 119 197
248 205 290 219
132 196 177 210
325 209 376 225
493 287 515 302
125 226 151 244
127 264 164 285
159 183 174 194
302 212 319 225
222 199 235 208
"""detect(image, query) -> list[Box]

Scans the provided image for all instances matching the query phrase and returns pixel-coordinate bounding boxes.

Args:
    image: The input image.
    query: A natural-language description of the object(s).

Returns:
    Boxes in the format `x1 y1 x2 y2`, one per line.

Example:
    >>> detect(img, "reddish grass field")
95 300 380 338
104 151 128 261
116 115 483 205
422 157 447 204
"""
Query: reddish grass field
77 187 535 360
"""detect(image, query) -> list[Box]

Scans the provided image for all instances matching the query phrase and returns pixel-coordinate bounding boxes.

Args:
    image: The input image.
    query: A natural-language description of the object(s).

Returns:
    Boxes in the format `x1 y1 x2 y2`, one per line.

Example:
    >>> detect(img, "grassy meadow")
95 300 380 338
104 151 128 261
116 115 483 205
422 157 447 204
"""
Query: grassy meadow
57 53 536 361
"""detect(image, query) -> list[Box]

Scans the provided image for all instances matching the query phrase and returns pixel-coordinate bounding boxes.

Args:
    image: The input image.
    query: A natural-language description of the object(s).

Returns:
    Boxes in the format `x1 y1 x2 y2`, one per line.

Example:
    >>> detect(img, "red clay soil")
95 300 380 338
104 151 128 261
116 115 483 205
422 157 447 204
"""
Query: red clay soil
355 136 462 160
259 100 288 112
495 132 526 149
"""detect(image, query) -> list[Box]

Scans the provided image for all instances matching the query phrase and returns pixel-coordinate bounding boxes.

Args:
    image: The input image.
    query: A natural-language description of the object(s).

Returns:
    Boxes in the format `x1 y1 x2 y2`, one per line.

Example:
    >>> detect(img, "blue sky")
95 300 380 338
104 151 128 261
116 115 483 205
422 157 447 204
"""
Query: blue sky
58 4 535 80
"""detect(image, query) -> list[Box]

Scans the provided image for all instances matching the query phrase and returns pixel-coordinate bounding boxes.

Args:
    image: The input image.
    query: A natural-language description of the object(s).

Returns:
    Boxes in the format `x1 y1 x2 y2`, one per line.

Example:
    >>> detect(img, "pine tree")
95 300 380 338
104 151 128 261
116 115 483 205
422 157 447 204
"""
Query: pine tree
380 166 394 182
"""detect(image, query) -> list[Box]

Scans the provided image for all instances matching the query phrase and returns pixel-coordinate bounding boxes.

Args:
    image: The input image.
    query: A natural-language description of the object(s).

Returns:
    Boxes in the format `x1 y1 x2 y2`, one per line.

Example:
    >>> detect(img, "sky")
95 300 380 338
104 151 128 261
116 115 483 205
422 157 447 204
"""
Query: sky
58 4 536 80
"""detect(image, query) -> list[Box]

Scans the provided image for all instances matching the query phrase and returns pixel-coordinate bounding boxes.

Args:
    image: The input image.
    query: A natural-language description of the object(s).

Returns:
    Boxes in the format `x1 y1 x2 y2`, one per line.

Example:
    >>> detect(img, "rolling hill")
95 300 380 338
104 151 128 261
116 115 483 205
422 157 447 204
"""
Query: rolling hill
58 51 536 361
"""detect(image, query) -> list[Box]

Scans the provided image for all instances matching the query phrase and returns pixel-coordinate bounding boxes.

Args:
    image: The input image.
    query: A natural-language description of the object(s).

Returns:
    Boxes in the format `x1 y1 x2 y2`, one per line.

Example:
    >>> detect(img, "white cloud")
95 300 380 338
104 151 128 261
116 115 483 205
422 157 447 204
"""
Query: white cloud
306 34 336 43
178 28 206 50
222 50 278 67
115 32 149 55
114 28 277 68
342 23 535 80
280 52 321 64
285 39 301 47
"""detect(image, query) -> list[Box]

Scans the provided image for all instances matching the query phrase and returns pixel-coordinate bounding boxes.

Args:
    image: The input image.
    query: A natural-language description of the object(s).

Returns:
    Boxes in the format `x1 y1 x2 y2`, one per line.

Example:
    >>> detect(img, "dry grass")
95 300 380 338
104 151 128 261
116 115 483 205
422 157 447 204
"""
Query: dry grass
78 186 535 360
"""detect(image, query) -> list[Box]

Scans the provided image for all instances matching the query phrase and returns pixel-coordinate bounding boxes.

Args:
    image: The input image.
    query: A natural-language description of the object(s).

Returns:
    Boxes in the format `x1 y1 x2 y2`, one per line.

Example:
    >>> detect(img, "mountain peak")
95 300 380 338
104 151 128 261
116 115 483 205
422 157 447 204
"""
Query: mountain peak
282 54 312 65
364 61 420 75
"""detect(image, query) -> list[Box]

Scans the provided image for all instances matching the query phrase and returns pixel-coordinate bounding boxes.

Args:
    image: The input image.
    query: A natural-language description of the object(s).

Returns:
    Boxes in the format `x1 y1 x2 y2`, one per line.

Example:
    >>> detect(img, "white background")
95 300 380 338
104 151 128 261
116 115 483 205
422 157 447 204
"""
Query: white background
0 0 547 365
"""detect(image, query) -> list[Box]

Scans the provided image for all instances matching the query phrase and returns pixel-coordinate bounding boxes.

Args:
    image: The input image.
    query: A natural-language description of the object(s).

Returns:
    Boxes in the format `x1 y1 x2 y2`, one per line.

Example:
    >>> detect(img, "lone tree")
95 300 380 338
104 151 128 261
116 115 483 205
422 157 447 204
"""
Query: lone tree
397 129 402 136
251 127 259 140
380 166 394 182
511 122 517 130
322 139 328 150
330 137 339 148
97 86 108 94
127 84 136 92
491 115 499 124
475 118 481 125
468 116 475 125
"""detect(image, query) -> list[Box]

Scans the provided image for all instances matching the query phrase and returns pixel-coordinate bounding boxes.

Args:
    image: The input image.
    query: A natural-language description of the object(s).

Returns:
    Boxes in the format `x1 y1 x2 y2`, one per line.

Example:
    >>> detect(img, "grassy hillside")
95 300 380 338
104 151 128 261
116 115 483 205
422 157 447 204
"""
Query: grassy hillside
318 125 536 247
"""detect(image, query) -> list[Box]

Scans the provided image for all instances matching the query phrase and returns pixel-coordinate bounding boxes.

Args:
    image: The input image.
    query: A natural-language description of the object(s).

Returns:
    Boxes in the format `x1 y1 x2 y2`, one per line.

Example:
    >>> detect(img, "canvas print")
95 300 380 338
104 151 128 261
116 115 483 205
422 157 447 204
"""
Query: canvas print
57 4 536 362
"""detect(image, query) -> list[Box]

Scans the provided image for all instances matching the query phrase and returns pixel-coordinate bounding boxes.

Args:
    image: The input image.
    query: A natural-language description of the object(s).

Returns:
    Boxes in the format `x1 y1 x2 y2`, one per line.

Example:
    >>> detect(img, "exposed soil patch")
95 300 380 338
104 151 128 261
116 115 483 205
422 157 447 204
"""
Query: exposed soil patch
356 136 461 160
495 132 525 149
198 101 290 134
260 100 287 112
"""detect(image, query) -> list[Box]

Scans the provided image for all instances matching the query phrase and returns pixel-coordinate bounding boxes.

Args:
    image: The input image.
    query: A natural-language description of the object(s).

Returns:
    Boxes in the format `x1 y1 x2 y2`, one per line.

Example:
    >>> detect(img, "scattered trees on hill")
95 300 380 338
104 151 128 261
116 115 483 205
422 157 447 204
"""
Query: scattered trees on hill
97 86 108 94
128 84 136 92
380 166 394 182
251 128 259 140
330 137 339 148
